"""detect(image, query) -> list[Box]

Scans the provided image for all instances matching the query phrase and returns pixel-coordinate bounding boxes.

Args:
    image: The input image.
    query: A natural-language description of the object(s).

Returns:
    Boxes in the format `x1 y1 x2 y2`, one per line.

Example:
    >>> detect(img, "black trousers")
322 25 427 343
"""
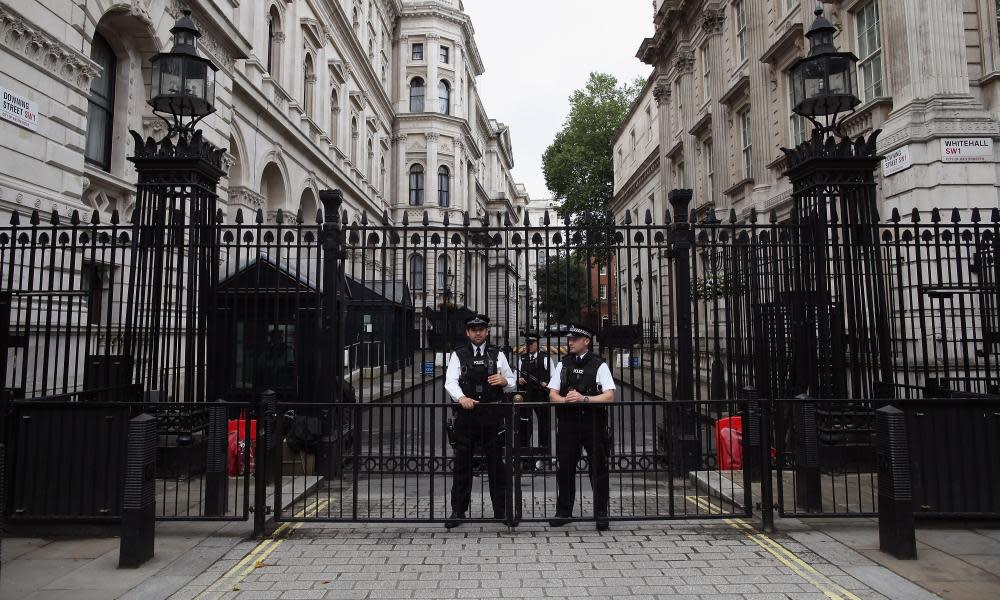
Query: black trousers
555 412 609 517
451 407 508 517
516 391 552 455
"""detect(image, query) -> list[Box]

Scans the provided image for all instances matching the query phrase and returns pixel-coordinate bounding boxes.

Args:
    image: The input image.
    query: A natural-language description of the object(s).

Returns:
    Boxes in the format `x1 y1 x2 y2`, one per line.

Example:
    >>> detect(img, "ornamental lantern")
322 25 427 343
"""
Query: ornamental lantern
790 7 860 124
149 9 217 130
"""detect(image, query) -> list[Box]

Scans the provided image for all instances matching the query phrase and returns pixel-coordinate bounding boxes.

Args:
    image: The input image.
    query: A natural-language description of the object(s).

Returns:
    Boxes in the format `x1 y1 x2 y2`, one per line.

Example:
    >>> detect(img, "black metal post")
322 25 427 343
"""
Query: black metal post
876 405 916 559
793 394 822 513
119 413 156 568
666 189 700 472
253 391 270 539
758 393 776 533
317 190 346 479
204 400 228 517
742 388 762 484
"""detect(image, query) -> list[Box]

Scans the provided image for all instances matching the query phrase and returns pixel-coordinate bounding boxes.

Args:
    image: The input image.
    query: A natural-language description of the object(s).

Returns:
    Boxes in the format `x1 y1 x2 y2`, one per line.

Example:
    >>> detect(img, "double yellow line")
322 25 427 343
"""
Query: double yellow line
686 496 862 600
195 498 330 599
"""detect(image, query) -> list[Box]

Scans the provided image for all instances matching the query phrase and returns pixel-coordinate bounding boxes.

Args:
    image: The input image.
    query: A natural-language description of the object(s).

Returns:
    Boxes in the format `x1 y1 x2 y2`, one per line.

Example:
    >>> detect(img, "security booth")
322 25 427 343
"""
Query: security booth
342 277 416 376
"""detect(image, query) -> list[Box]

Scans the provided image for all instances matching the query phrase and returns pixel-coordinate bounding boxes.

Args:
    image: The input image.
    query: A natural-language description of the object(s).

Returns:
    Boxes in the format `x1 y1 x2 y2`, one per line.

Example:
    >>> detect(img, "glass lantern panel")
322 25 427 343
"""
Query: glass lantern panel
151 60 161 97
206 68 216 107
804 61 825 98
184 60 207 99
161 56 183 96
827 56 851 95
177 32 195 47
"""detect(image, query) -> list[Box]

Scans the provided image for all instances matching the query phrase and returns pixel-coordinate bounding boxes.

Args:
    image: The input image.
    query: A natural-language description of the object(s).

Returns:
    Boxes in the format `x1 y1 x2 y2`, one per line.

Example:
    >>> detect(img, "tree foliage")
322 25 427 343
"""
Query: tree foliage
542 72 645 219
535 253 593 326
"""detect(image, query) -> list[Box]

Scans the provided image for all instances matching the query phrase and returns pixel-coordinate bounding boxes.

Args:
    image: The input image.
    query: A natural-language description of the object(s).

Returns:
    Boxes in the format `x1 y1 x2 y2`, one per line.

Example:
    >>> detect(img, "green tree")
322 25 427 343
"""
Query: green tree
542 72 644 220
536 253 595 327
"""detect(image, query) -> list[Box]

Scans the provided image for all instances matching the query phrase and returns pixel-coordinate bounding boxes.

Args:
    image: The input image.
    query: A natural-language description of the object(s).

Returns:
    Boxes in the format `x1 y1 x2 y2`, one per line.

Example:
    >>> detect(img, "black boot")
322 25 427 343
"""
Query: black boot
595 511 609 531
548 511 572 527
444 511 464 529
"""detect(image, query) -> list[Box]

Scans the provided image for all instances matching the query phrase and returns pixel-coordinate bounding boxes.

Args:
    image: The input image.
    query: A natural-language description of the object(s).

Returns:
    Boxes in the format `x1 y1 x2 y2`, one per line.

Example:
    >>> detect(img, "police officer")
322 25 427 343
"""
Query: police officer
547 323 616 530
443 314 515 528
517 333 555 468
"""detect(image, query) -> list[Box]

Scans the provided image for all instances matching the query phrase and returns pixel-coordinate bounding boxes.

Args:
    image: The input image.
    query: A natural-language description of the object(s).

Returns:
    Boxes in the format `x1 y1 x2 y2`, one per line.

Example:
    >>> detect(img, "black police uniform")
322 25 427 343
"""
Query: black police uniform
519 351 552 456
555 352 610 519
450 344 509 518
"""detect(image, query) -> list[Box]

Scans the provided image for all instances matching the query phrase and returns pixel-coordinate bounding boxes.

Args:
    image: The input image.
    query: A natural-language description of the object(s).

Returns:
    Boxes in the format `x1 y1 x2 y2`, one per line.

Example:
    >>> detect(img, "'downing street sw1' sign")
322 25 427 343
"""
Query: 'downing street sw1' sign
1 86 39 132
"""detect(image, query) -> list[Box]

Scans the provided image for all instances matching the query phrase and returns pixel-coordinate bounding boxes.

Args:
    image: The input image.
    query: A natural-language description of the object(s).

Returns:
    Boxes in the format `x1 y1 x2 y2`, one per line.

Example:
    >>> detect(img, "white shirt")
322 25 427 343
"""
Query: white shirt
444 344 517 402
517 352 557 381
547 352 616 394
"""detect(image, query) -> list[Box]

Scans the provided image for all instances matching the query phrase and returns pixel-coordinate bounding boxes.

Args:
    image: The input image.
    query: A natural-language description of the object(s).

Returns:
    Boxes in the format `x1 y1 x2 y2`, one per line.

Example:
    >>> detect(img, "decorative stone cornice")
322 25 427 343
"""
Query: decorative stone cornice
674 48 695 74
230 185 264 209
702 7 725 35
0 4 100 90
392 134 407 144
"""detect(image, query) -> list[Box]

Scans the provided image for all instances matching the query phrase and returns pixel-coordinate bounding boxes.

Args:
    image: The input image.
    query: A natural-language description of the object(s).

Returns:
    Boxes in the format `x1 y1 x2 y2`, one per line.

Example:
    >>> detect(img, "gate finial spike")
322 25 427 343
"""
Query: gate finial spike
50 209 60 225
255 208 265 224
910 208 920 223
503 212 511 227
422 210 429 226
890 208 901 223
90 210 100 225
70 210 80 225
315 208 323 224
729 209 737 224
524 211 531 226
749 208 758 224
402 211 409 226
443 211 450 227
382 210 389 225
971 207 982 223
361 212 369 226
235 208 244 224
30 209 40 225
992 208 1000 223
645 209 653 225
931 207 941 223
951 208 961 223
483 211 491 226
110 209 120 225
624 210 632 225
769 209 778 224
296 208 304 224
275 209 285 225
463 211 470 226
543 211 550 226
9 211 19 226
563 212 571 226
216 208 225 224
341 209 349 225
664 209 672 224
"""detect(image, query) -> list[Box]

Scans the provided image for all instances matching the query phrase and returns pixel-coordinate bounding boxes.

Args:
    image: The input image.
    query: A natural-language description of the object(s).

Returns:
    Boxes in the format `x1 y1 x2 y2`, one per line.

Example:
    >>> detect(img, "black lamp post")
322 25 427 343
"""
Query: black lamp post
149 9 218 137
789 7 860 136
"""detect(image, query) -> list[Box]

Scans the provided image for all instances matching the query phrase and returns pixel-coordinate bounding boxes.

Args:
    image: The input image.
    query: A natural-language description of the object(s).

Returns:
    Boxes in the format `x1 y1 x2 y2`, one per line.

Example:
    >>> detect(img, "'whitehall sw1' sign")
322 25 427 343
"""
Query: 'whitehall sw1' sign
941 138 993 163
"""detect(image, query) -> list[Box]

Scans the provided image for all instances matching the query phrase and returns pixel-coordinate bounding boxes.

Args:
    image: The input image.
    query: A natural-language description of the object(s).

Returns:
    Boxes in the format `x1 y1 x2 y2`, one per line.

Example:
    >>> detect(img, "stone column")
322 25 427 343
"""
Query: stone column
455 140 465 210
746 0 774 195
426 132 440 208
702 6 727 210
882 0 970 106
675 47 696 190
653 78 671 215
394 134 407 206
427 34 440 114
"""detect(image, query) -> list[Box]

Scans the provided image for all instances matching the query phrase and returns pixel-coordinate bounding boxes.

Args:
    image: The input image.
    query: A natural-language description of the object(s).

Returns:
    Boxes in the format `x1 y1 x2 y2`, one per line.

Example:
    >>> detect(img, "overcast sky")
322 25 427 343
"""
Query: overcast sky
462 1 654 201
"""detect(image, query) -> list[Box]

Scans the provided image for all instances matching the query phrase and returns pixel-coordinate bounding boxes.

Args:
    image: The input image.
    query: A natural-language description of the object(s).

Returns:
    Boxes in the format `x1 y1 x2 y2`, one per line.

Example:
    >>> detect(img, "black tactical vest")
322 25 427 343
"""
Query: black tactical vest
455 344 504 403
558 352 605 397
524 353 549 382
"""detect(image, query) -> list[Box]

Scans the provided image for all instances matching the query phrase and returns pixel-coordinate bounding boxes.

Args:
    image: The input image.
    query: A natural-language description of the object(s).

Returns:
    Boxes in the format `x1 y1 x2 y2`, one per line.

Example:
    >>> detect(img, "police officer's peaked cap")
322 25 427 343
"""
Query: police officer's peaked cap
524 331 539 342
465 314 490 328
566 323 596 340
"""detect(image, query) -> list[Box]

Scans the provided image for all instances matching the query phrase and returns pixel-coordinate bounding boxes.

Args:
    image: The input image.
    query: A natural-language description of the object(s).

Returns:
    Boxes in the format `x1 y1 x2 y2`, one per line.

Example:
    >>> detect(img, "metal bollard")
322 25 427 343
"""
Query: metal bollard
793 395 822 513
204 400 228 517
119 413 156 568
742 389 762 483
877 405 917 559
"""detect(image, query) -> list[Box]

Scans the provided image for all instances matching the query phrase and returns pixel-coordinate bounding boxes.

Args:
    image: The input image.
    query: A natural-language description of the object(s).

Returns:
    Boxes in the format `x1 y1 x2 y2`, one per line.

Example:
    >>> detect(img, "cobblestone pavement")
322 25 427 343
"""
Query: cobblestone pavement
172 518 923 600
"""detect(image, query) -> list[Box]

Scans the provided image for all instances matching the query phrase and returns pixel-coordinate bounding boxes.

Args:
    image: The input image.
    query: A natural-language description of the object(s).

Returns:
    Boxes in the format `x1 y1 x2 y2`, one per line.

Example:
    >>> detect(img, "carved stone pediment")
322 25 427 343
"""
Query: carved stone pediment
301 18 324 49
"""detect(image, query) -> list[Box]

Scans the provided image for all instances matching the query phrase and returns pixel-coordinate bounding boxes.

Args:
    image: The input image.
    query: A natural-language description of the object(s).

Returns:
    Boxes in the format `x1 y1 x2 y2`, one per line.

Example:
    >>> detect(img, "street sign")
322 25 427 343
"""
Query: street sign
941 138 993 163
423 362 435 375
882 145 912 176
1 86 39 131
629 356 641 368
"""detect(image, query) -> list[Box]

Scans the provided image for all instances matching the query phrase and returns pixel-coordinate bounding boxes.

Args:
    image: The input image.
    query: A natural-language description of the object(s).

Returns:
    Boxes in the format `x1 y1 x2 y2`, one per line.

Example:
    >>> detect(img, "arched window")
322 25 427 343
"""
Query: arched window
438 80 450 115
351 117 359 163
85 32 117 171
329 89 339 145
302 53 315 118
409 254 424 291
437 166 450 207
409 77 425 112
436 255 450 289
267 6 282 78
408 164 424 206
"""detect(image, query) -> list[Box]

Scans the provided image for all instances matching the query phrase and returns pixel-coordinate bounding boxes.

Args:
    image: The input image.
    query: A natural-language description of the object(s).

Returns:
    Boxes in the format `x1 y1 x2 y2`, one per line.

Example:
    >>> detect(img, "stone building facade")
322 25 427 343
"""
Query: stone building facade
615 0 1000 225
0 0 527 317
